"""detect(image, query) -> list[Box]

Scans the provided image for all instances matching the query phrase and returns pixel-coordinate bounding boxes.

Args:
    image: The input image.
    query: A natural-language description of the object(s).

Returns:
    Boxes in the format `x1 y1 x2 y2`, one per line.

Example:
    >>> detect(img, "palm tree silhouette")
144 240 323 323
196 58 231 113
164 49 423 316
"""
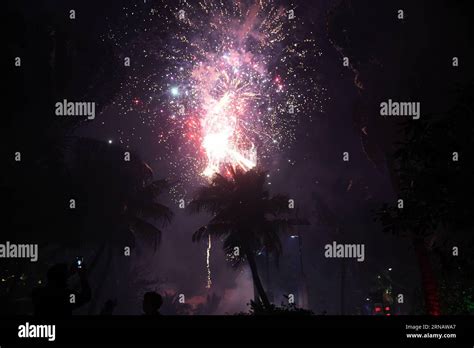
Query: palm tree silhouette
67 138 173 250
188 167 301 309
66 138 174 313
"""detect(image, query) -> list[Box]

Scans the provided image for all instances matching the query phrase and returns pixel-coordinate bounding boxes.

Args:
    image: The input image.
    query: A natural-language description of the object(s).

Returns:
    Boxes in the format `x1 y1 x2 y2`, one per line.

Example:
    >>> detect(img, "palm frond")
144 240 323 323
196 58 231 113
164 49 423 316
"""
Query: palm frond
265 194 291 215
143 179 170 198
187 182 233 214
130 216 162 252
261 226 283 255
192 222 232 242
138 202 174 226
188 168 308 264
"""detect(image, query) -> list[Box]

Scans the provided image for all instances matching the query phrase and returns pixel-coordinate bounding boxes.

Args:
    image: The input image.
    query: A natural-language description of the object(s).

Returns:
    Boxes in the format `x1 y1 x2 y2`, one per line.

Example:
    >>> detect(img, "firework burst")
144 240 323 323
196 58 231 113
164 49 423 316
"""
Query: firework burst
105 0 324 189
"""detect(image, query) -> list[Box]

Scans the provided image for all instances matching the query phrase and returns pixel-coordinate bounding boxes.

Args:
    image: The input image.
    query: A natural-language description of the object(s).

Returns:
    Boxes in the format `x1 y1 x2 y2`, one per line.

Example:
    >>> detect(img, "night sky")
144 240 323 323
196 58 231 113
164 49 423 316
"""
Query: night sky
5 0 473 316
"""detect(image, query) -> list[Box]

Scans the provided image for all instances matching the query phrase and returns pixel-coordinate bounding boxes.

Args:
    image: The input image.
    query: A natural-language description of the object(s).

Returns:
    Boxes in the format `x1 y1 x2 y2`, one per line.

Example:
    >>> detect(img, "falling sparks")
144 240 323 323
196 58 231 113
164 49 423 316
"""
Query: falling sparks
103 0 326 194
206 234 212 289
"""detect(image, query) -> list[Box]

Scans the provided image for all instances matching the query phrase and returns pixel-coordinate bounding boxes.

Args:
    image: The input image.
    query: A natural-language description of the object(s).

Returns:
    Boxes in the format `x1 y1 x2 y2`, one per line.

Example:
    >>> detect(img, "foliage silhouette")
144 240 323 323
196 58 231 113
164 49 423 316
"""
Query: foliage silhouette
188 167 306 309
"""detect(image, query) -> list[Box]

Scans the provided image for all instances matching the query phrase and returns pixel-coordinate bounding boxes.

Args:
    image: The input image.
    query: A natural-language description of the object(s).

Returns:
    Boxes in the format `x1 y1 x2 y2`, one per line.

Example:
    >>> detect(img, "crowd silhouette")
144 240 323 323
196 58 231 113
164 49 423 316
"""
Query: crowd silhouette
32 263 91 316
31 263 164 316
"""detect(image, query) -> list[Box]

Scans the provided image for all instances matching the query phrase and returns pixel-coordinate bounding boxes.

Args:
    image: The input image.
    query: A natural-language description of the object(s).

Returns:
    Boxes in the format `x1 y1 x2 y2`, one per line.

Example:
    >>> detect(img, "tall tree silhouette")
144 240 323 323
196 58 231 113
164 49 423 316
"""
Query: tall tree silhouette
377 82 474 315
188 167 301 309
65 138 173 313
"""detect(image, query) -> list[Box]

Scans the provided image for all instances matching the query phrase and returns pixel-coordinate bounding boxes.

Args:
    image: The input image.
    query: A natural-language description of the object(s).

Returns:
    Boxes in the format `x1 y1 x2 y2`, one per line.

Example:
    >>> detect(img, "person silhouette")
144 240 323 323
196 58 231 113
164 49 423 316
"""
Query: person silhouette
32 262 91 316
100 298 118 315
142 291 163 315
